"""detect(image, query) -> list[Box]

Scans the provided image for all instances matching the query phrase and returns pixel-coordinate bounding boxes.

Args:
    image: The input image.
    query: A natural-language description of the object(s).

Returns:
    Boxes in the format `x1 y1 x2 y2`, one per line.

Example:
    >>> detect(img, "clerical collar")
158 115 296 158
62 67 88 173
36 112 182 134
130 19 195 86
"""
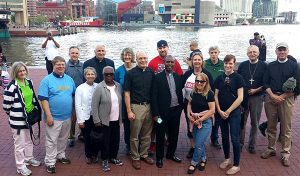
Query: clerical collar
53 72 64 78
277 58 288 63
249 59 258 64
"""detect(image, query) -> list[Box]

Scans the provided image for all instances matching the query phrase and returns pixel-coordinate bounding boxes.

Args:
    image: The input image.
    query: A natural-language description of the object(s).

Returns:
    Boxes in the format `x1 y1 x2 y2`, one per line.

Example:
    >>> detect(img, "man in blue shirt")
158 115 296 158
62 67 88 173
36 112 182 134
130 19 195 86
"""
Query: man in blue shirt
39 56 76 174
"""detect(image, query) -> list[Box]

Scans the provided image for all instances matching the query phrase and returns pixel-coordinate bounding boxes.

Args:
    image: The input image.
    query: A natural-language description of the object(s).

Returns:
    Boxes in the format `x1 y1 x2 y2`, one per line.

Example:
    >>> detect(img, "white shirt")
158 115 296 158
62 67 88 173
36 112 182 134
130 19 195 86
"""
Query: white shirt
75 82 98 124
107 85 119 122
45 40 59 61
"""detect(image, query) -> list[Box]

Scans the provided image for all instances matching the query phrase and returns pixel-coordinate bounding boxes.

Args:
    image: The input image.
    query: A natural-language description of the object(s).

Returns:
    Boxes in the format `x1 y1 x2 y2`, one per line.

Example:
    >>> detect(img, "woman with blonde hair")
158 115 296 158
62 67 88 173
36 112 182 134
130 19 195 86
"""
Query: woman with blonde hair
186 73 215 174
3 62 41 176
182 52 214 159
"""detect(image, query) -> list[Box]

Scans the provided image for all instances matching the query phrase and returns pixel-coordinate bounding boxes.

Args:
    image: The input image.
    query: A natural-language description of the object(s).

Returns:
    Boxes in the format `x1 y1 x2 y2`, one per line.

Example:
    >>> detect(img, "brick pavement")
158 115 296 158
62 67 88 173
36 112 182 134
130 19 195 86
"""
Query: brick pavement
0 68 299 176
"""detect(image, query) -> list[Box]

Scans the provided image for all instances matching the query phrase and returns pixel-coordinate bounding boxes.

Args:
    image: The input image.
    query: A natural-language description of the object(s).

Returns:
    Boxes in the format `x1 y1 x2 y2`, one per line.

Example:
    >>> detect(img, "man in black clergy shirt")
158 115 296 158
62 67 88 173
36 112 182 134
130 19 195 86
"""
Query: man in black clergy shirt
124 51 155 170
83 45 115 83
238 45 267 154
261 42 300 167
152 55 183 168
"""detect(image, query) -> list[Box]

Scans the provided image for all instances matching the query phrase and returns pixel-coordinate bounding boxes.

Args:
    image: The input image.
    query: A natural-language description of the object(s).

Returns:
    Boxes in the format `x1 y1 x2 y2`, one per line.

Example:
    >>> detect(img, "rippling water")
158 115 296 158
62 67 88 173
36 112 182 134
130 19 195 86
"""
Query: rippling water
1 24 299 69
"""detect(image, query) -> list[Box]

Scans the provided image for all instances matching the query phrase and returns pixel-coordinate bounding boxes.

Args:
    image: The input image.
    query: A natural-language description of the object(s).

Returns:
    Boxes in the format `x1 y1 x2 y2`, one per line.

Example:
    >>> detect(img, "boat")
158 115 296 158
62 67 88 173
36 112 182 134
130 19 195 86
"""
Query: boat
0 8 11 38
59 17 103 27
241 19 250 25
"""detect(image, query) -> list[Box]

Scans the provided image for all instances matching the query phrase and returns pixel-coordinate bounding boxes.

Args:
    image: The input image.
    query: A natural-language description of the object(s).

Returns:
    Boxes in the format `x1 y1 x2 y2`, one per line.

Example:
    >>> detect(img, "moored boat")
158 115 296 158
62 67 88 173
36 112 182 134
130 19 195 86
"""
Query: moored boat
59 17 103 27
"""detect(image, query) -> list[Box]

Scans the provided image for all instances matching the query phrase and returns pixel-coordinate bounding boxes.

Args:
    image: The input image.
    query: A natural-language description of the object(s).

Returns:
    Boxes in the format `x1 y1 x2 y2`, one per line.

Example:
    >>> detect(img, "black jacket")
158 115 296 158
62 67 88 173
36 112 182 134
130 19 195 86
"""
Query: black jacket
152 70 183 118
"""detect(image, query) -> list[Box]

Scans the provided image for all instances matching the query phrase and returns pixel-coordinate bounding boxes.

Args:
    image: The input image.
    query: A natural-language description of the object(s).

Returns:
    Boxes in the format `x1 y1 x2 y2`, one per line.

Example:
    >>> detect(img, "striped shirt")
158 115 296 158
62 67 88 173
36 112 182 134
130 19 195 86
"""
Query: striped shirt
3 79 41 129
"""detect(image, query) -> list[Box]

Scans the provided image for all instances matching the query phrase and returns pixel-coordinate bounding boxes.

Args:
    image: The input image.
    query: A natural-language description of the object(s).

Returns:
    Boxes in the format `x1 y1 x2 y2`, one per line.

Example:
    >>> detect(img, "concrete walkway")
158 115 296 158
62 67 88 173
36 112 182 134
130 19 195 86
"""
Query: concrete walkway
0 68 299 176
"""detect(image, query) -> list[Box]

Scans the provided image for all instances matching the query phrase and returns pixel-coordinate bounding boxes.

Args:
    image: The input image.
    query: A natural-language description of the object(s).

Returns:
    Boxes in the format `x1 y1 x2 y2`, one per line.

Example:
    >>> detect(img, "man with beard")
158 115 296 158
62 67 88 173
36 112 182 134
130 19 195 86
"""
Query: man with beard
149 40 183 75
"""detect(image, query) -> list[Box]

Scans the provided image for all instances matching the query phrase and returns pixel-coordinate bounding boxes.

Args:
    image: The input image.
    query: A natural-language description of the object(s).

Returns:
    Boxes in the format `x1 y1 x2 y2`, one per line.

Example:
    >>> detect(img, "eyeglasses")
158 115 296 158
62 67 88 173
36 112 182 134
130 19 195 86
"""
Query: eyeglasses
195 80 206 84
104 73 114 77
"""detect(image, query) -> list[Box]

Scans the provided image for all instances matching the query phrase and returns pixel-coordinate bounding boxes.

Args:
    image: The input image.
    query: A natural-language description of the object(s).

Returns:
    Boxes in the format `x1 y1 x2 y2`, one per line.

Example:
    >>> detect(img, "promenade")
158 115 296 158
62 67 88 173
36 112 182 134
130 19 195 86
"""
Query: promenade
0 68 299 176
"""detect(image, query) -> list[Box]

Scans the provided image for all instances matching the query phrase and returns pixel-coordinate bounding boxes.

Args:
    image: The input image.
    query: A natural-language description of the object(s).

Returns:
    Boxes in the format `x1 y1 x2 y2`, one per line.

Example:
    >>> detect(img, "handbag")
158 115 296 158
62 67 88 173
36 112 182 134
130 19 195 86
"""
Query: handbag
25 108 41 146
90 127 104 144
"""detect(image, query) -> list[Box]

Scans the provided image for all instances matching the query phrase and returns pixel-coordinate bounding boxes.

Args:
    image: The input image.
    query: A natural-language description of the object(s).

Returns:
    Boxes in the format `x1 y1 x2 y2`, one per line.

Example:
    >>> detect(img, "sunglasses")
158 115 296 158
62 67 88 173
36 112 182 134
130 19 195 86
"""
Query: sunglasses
104 73 114 77
195 80 206 84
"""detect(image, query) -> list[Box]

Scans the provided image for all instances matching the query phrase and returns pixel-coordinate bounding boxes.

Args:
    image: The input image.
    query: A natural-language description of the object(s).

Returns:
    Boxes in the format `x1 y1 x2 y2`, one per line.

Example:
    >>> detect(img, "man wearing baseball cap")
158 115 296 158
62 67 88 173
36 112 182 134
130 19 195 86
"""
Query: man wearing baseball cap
249 32 262 51
261 42 300 167
148 40 183 75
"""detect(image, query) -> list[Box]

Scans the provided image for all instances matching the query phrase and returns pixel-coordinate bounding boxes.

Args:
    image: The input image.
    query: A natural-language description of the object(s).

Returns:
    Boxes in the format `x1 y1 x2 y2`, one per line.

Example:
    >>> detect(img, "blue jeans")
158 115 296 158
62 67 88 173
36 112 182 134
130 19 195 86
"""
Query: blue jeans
191 118 212 166
220 108 241 166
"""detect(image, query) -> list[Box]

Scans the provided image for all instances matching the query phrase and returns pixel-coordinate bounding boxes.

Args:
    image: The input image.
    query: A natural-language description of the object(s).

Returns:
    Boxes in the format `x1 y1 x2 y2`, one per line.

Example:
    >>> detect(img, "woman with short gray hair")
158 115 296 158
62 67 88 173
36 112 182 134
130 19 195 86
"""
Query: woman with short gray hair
75 67 98 164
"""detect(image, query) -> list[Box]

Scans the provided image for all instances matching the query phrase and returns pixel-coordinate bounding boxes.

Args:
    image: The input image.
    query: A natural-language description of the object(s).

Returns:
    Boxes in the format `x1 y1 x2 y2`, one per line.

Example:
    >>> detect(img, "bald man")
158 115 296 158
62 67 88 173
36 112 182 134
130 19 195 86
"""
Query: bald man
83 45 115 83
237 45 267 154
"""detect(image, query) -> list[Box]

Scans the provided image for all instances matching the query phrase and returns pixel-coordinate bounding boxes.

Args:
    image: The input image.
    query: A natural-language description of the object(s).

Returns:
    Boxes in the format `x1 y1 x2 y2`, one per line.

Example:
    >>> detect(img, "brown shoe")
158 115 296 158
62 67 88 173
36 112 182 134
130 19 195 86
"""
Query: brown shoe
261 150 276 159
141 156 154 165
132 160 141 170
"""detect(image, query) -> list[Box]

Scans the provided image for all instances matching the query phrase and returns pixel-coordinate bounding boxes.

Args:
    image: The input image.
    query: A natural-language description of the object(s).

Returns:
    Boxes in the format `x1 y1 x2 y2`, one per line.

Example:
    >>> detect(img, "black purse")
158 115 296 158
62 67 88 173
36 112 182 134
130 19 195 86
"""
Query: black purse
25 108 41 146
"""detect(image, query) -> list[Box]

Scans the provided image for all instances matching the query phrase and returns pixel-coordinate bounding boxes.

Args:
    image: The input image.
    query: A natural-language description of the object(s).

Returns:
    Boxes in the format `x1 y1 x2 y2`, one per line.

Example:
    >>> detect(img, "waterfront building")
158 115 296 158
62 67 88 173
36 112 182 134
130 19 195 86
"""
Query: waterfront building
278 11 297 24
69 0 96 19
27 0 38 18
96 0 117 24
0 0 28 25
222 0 253 13
37 0 95 21
155 0 215 25
252 0 278 18
120 0 155 24
36 1 69 21
214 11 236 26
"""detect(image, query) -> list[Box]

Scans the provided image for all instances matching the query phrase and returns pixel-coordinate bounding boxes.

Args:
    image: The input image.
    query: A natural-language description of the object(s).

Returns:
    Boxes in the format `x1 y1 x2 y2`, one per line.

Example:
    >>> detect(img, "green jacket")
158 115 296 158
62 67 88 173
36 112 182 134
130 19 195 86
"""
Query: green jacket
204 58 224 81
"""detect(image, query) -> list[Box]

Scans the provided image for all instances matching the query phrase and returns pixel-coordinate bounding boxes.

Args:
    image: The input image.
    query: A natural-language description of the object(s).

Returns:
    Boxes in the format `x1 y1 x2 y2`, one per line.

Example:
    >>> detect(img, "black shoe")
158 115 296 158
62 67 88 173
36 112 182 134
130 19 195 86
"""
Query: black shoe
156 159 163 168
211 141 221 149
259 123 267 137
57 157 71 164
186 148 194 159
248 147 256 154
187 164 197 174
198 160 206 171
166 155 182 163
46 165 56 174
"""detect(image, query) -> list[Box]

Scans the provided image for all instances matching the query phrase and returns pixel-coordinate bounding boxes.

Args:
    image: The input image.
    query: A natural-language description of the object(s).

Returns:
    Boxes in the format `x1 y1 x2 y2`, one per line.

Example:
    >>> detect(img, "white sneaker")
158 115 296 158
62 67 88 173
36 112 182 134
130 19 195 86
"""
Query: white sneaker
25 158 41 167
226 166 240 175
17 166 32 176
219 159 231 169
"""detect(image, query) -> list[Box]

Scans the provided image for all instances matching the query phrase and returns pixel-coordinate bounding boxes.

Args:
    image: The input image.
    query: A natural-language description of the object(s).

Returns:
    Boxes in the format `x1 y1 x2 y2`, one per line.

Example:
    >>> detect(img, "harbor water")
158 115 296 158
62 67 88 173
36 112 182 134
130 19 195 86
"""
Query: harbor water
1 24 299 69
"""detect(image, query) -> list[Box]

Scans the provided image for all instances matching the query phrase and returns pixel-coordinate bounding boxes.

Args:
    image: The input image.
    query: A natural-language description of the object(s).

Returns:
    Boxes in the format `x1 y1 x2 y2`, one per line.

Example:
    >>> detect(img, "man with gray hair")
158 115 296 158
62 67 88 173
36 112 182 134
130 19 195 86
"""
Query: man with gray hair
124 51 155 170
65 46 84 147
237 45 267 154
261 42 300 167
83 45 115 83
204 46 223 150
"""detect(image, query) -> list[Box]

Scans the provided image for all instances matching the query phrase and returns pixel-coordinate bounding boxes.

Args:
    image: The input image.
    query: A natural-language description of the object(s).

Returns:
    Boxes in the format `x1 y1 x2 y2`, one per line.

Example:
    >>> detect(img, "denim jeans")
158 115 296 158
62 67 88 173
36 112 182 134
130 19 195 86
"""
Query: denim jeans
220 108 241 166
191 118 212 166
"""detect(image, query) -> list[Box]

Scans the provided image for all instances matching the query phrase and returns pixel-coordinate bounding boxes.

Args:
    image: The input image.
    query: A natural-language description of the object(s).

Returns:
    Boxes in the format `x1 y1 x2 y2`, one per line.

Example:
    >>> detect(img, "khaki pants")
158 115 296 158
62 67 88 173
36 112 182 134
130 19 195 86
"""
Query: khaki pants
44 118 71 166
130 104 153 160
264 94 294 158
11 128 34 169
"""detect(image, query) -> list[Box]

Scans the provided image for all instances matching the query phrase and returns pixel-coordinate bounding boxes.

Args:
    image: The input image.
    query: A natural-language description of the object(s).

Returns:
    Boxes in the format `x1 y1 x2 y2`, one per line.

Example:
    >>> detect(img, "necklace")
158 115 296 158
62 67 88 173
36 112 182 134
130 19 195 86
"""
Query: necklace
248 61 258 85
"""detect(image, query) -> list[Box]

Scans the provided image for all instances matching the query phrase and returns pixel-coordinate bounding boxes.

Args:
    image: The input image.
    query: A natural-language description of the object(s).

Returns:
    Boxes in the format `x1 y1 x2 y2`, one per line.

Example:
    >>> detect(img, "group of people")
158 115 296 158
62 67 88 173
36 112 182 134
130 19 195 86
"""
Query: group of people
2 35 300 176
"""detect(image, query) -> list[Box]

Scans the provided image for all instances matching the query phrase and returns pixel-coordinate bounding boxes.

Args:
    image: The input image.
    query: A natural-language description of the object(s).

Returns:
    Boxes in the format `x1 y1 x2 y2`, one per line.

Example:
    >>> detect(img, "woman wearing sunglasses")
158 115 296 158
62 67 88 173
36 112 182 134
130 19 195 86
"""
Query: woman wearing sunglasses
214 54 244 175
91 66 123 172
186 73 215 174
182 52 214 159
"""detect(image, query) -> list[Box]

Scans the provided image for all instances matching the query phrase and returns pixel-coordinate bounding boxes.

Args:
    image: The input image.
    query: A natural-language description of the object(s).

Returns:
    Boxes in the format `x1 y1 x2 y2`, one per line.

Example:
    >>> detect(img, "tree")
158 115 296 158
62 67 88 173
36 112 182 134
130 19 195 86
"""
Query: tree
35 15 48 25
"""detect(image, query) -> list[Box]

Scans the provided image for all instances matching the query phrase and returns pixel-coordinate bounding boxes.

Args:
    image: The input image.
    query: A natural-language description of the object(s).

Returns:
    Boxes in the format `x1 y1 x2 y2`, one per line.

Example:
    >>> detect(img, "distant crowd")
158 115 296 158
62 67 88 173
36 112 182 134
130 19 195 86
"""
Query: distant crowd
2 31 300 176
